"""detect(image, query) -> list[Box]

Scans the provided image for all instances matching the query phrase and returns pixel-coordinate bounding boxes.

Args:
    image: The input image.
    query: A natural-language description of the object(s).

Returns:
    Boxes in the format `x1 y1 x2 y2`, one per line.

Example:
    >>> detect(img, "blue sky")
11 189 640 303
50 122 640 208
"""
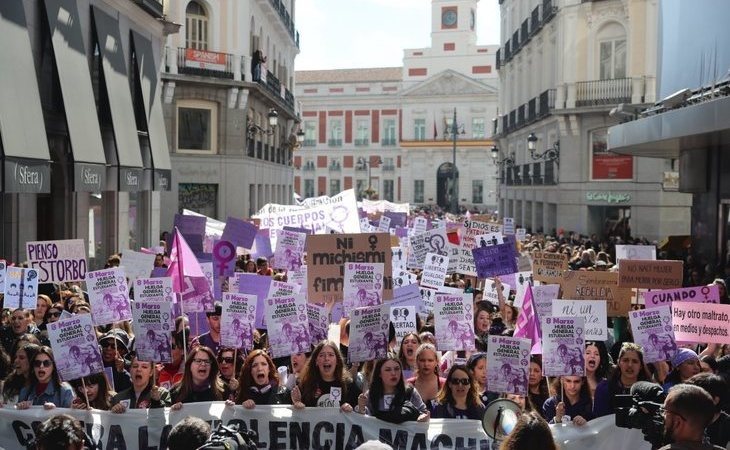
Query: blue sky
295 0 501 70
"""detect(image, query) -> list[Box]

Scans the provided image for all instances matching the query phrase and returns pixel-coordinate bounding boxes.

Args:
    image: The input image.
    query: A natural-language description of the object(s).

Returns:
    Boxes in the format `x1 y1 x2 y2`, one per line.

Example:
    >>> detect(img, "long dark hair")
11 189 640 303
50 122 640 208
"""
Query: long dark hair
368 354 407 413
2 343 40 400
397 333 420 370
528 355 549 398
69 372 114 410
172 346 223 402
436 364 482 409
585 341 612 380
29 346 61 387
499 411 558 450
550 376 591 405
610 342 649 386
235 350 280 403
298 341 349 405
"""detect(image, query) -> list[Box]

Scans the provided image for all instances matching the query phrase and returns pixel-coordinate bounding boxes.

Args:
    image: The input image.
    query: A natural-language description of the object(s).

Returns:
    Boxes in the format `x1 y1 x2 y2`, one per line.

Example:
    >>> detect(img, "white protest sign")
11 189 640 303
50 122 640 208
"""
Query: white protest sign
265 295 309 358
434 293 475 352
273 230 306 271
120 250 155 284
87 268 131 326
615 245 656 263
552 299 608 341
349 304 390 363
3 267 39 310
26 239 87 283
390 305 417 342
47 314 104 381
254 189 361 234
132 301 174 362
474 233 504 248
0 260 5 292
134 277 173 303
221 293 257 350
629 305 677 363
420 252 449 290
486 336 531 395
343 262 384 313
377 216 391 232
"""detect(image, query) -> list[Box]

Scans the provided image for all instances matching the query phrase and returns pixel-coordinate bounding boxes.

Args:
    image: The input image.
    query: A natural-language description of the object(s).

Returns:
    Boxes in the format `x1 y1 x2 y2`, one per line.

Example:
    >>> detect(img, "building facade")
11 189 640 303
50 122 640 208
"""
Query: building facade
493 0 691 240
159 0 300 226
294 0 499 213
0 0 171 266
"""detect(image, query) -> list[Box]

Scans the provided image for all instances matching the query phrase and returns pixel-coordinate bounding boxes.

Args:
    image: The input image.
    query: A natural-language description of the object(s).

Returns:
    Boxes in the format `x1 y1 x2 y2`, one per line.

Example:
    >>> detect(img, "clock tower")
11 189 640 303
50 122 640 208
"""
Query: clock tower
431 0 479 51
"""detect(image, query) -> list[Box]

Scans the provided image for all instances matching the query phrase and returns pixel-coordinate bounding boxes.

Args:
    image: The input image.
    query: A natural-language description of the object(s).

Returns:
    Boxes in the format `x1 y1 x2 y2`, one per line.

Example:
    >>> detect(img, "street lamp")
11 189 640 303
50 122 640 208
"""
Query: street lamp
527 132 560 164
445 108 465 214
247 108 279 139
357 156 382 199
490 145 515 167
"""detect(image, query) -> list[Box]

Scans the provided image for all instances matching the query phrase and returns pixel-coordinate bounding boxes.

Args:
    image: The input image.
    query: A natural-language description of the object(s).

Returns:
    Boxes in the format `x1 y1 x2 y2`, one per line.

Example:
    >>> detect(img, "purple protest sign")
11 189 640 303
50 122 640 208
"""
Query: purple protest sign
643 285 719 309
221 217 258 249
151 267 167 278
542 316 585 377
237 273 272 329
212 240 236 277
472 243 518 278
273 230 306 271
348 304 389 363
251 229 273 259
181 276 215 313
343 262 384 314
383 212 407 229
486 336 531 395
221 293 257 350
283 226 312 235
47 314 104 382
132 301 174 363
307 303 329 347
265 295 309 358
87 268 131 326
629 305 677 363
434 293 475 352
135 277 174 302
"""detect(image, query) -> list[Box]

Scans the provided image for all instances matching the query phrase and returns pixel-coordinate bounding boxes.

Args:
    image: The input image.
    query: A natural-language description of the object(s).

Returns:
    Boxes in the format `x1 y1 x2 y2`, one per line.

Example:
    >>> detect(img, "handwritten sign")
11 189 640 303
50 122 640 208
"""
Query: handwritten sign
671 302 730 344
472 243 517 278
461 220 503 250
618 260 683 289
420 253 449 290
643 285 719 309
26 239 87 283
552 300 607 341
532 252 568 284
561 271 632 317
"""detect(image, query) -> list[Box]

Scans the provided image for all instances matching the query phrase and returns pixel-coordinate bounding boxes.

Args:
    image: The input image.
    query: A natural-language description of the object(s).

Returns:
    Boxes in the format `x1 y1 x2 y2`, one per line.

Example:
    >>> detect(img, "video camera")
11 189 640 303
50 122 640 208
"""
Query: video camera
197 423 259 450
615 381 666 449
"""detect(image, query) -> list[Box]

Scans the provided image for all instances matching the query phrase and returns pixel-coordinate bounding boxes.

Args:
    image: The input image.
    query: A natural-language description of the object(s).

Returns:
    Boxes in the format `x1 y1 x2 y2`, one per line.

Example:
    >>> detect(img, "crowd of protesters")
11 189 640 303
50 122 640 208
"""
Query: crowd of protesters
0 210 729 450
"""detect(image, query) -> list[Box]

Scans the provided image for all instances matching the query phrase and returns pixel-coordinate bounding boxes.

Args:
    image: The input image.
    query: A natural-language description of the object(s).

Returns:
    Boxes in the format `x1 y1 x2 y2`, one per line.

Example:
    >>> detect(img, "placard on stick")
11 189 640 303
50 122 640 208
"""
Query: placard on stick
618 260 683 289
561 271 632 317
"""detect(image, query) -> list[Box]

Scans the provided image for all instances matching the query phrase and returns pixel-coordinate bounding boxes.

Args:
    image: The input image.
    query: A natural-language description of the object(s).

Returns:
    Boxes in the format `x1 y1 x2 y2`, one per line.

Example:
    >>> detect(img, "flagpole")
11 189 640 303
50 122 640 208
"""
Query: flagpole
174 229 189 365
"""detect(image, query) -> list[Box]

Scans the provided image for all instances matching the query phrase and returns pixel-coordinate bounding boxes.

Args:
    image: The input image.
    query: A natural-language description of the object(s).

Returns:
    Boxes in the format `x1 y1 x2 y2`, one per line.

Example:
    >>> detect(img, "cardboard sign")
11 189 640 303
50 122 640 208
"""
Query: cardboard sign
618 260 683 289
552 299 608 341
532 252 569 284
561 271 632 317
306 233 392 304
671 302 730 344
26 239 87 283
643 285 720 308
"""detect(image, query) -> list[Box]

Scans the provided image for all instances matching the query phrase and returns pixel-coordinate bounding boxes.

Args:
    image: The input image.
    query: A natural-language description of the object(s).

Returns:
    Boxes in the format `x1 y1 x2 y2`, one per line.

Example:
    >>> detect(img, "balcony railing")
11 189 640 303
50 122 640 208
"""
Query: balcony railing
131 0 164 18
504 39 512 61
512 30 520 52
521 19 529 43
302 139 317 147
527 98 537 122
302 163 316 171
328 139 342 147
496 49 501 70
530 6 542 36
354 138 369 146
543 0 557 22
177 48 234 79
329 163 342 171
517 105 525 128
255 70 295 111
538 89 556 117
382 165 395 171
381 138 397 146
575 78 633 107
498 89 555 136
267 0 300 47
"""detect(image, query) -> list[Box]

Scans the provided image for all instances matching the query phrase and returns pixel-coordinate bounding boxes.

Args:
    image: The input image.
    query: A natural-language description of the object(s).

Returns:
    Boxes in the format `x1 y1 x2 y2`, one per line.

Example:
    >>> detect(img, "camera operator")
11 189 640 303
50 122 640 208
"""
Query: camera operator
686 373 730 448
659 384 725 450
167 417 211 450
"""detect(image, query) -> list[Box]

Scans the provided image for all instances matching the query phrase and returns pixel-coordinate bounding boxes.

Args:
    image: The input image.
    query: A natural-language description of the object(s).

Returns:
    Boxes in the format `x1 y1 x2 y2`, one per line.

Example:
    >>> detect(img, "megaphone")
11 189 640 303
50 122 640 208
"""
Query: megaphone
482 399 521 440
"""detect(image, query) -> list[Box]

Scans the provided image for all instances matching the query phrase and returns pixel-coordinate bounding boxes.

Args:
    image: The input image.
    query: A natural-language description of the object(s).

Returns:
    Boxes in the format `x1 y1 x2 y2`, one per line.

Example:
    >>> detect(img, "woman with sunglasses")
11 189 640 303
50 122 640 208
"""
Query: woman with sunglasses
430 365 485 420
16 346 74 409
111 354 171 412
44 304 64 325
291 340 360 411
70 372 114 410
542 376 594 426
397 333 421 379
217 347 241 401
407 343 445 410
234 349 291 408
0 342 40 405
170 346 224 410
356 353 429 423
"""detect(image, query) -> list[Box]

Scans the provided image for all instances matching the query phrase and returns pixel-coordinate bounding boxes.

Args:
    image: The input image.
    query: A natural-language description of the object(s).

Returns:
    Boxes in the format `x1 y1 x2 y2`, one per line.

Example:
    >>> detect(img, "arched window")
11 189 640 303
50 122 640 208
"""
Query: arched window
597 22 626 80
185 1 208 50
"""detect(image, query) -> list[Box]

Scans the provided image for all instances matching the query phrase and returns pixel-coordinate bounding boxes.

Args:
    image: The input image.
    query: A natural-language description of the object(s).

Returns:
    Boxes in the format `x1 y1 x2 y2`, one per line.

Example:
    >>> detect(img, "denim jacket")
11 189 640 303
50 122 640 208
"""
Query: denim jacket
19 381 75 408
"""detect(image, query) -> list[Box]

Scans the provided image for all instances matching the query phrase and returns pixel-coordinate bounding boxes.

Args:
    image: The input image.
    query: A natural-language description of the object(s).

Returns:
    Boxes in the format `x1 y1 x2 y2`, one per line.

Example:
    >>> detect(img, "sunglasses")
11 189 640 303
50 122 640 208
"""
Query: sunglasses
449 377 470 386
48 311 61 318
34 360 53 368
218 357 235 364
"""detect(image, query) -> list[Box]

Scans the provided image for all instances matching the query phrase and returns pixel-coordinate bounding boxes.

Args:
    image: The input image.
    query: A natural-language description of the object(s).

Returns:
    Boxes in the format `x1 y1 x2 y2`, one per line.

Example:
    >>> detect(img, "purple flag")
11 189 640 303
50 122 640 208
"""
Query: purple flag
513 285 542 354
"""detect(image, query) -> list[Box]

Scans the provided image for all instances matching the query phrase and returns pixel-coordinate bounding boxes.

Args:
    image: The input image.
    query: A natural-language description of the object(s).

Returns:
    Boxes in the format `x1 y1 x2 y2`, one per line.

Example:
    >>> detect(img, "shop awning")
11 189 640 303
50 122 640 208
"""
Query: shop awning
0 1 52 193
131 31 172 191
44 0 107 192
91 6 144 192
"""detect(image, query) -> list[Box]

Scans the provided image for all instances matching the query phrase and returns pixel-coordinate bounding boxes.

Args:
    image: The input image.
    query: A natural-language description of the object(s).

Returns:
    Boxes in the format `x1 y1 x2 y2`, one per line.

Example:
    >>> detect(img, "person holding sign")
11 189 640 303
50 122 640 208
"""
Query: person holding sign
234 350 292 408
111 355 171 412
594 343 651 417
170 346 224 409
542 376 593 426
356 354 429 423
430 365 486 420
16 347 74 409
291 341 361 411
69 372 114 410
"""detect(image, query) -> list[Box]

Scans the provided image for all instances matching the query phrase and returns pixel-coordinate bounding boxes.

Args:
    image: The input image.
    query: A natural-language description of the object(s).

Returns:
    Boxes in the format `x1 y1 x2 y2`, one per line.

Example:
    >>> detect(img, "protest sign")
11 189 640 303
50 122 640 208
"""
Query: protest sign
532 252 569 284
542 316 585 377
516 228 527 241
420 253 449 290
273 229 306 271
393 269 417 288
212 240 236 277
265 295 309 358
220 293 256 350
472 243 518 278
454 244 477 277
643 285 719 308
237 273 271 329
87 268 131 326
532 284 561 322
391 246 406 271
132 301 174 362
306 233 392 304
3 267 39 310
434 293 475 352
349 304 389 363
254 189 361 234
461 219 503 249
419 286 437 316
552 300 607 341
361 198 411 214
307 303 330 346
343 262 384 314
408 228 449 269
390 305 418 342
473 232 503 248
120 250 155 284
288 266 308 293
412 216 429 235
512 271 534 308
482 279 510 307
383 211 407 228
561 271 632 316
615 245 656 262
503 217 515 235
389 284 424 312
47 314 104 381
486 336 531 395
671 302 730 344
377 215 391 232
0 260 5 292
221 217 257 249
618 260 683 289
227 274 240 293
26 238 87 283
135 277 173 302
629 305 677 363
173 214 206 254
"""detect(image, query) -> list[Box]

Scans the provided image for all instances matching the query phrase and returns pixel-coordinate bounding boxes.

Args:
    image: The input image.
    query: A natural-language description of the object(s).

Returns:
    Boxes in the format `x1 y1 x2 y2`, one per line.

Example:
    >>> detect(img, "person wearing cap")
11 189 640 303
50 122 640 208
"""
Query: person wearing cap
99 330 132 393
192 303 222 355
663 348 702 391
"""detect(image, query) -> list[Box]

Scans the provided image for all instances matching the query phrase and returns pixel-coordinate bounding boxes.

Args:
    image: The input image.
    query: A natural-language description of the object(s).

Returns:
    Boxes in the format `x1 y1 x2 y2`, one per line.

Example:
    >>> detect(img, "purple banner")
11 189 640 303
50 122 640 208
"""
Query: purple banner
643 285 719 309
221 217 258 249
472 243 518 278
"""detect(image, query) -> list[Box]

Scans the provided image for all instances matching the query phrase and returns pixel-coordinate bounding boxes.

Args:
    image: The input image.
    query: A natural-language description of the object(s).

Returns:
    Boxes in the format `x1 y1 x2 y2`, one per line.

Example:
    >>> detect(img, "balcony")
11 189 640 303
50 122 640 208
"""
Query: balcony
499 89 555 136
530 6 542 36
538 89 556 118
496 49 501 70
131 0 164 18
575 78 633 107
521 164 532 186
504 39 512 62
328 139 342 147
256 70 296 111
302 163 316 172
521 19 529 44
527 98 537 122
382 164 395 171
261 0 300 48
512 30 520 52
543 0 557 23
302 139 317 147
329 163 342 172
354 138 369 146
177 48 234 79
381 138 397 146
517 105 526 128
500 2 555 65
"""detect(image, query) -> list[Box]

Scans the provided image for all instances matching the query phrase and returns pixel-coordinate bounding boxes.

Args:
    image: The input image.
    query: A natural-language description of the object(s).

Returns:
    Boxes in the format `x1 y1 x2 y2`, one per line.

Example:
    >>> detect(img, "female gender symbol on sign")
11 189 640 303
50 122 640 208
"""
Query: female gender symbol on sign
213 240 236 277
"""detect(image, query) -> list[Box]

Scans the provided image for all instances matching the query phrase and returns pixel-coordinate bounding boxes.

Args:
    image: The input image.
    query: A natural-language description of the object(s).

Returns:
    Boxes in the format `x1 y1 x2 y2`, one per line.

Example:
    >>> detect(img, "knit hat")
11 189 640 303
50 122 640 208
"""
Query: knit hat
671 348 698 368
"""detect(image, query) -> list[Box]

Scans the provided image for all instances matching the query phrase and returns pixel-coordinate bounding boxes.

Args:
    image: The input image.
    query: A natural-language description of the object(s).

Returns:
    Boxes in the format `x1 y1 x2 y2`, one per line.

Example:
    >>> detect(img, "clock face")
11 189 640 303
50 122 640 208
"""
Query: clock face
442 9 457 27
